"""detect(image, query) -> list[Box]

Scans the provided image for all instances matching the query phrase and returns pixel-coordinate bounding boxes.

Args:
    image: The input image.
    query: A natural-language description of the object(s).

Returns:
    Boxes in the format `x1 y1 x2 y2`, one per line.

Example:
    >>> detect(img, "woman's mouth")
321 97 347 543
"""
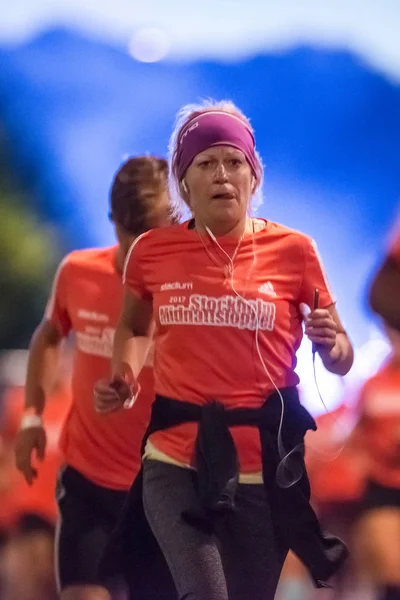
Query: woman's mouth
211 192 235 200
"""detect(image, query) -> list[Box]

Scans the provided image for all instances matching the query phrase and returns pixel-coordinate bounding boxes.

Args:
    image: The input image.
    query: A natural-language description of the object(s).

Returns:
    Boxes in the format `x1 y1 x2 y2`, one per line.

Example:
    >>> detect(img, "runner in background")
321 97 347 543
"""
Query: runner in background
14 156 174 600
353 326 400 600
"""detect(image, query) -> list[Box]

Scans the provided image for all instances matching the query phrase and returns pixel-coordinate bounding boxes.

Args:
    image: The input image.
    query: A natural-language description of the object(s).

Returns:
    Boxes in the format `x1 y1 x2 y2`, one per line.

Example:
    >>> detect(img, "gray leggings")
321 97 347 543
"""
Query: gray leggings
142 459 288 600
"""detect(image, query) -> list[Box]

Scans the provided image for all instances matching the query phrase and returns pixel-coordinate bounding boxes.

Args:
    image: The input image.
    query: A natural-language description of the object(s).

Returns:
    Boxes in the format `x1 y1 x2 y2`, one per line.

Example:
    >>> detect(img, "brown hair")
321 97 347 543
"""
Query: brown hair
109 156 173 235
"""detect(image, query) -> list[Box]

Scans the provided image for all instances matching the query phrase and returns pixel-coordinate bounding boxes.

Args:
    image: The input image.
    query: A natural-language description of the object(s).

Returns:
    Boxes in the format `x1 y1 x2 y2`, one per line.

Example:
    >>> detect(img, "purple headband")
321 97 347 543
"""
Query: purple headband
175 111 261 181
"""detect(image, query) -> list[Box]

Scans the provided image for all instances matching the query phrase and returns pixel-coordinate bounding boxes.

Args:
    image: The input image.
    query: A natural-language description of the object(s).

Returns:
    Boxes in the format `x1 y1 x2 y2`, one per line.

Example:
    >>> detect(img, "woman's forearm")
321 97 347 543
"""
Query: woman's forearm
111 322 152 380
25 320 64 415
318 333 354 376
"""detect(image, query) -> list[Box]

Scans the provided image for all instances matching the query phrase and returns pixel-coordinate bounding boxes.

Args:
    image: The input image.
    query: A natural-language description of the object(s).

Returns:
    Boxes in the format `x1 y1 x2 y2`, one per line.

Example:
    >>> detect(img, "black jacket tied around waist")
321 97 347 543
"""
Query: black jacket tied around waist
99 387 348 596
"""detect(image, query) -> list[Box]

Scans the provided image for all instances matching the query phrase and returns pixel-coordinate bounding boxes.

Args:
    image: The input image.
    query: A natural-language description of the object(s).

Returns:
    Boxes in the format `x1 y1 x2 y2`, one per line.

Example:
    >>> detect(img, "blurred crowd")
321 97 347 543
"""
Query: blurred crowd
0 353 70 600
0 310 399 599
279 324 400 600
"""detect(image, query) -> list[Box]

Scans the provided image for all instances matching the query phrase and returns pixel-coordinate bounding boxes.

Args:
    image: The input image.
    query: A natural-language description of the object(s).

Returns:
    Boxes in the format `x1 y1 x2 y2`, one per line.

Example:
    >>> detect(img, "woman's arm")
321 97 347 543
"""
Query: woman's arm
94 288 153 414
111 288 154 381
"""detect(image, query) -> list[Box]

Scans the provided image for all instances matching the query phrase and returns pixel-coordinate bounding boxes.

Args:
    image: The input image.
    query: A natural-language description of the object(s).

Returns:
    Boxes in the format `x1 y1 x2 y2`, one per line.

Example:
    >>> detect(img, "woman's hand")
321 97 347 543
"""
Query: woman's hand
304 308 337 353
94 375 139 414
15 426 47 485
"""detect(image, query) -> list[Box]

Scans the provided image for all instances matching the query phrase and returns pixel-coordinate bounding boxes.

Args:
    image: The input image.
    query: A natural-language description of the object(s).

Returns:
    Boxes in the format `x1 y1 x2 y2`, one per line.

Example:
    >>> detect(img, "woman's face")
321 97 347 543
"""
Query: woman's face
183 145 254 231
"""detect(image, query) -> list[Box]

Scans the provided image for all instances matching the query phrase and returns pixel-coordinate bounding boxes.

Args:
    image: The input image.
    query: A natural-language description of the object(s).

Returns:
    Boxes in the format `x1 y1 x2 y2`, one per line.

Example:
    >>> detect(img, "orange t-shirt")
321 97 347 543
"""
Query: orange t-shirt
45 246 154 490
357 358 400 488
124 220 335 472
306 403 367 505
0 384 71 526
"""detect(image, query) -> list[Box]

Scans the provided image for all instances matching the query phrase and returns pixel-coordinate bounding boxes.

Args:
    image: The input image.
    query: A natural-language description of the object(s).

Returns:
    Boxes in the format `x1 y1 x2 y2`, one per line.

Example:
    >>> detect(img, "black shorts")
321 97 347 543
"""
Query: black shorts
55 465 128 590
360 479 400 513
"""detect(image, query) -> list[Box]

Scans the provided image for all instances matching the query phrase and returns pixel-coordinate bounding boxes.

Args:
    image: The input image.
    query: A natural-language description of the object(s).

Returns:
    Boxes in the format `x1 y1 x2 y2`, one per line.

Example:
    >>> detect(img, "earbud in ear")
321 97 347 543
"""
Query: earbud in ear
182 179 188 193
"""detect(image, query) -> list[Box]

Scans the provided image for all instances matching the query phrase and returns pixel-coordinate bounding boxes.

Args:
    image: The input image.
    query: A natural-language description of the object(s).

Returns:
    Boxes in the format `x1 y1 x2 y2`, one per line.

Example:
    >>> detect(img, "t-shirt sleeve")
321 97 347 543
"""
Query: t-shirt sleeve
44 258 71 336
298 237 335 309
123 234 152 300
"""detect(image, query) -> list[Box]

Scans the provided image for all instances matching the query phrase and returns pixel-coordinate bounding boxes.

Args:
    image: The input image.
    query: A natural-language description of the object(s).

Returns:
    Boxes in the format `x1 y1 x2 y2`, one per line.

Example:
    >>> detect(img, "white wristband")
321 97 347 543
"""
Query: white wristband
20 414 43 430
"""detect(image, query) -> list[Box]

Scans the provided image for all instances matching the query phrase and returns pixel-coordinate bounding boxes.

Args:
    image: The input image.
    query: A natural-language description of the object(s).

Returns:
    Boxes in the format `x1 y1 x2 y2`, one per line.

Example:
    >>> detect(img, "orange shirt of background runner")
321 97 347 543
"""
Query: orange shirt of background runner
306 404 367 505
46 247 154 490
357 359 400 489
